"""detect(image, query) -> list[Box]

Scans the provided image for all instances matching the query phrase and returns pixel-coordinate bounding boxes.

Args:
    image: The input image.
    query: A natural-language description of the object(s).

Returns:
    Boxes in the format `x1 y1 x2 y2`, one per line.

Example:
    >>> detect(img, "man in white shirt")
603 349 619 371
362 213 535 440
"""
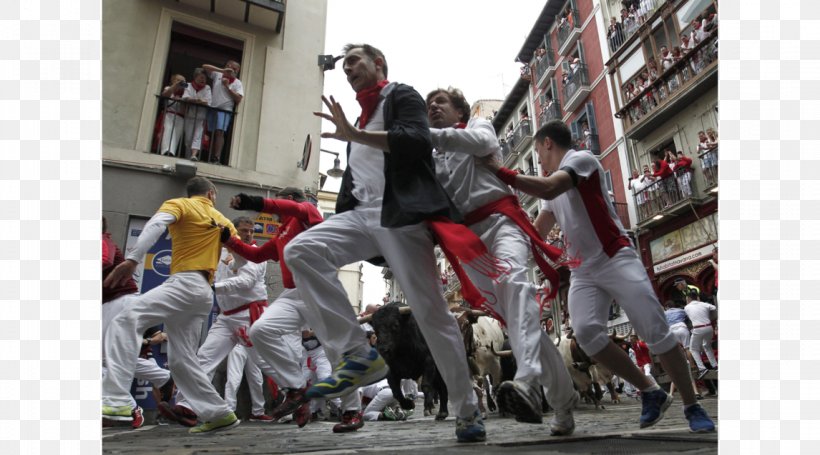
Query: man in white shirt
203 60 244 164
683 290 717 378
426 87 577 435
484 120 715 434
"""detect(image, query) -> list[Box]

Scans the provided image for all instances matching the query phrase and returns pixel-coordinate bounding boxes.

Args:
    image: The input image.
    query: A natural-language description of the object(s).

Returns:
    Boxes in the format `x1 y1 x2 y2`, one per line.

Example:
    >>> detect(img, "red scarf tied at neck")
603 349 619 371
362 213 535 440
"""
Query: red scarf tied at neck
356 80 390 127
191 80 207 92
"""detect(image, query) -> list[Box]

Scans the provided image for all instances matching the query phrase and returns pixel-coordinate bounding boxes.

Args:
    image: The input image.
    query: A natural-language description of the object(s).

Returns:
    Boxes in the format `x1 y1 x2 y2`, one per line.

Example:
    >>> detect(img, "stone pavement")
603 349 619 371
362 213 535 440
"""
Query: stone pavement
103 395 718 454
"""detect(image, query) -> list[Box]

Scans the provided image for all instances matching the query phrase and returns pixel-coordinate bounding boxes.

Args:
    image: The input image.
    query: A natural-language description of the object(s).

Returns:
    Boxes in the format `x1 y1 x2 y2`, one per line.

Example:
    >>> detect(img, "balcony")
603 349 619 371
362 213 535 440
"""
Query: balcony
607 0 666 55
511 120 533 154
176 0 286 33
535 48 557 87
152 95 236 166
538 101 562 129
562 62 591 112
556 10 582 57
698 146 718 191
633 168 699 225
615 33 718 141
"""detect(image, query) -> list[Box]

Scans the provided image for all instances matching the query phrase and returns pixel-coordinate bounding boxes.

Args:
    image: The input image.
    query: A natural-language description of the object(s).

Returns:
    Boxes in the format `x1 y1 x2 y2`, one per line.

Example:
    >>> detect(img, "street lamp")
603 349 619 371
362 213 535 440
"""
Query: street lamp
322 149 344 178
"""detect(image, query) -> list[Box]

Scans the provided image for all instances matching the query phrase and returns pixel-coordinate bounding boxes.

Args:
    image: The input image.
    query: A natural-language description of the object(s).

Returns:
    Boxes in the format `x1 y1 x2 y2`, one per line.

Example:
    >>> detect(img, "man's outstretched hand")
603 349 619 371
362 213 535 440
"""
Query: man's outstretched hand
313 95 358 142
230 193 264 212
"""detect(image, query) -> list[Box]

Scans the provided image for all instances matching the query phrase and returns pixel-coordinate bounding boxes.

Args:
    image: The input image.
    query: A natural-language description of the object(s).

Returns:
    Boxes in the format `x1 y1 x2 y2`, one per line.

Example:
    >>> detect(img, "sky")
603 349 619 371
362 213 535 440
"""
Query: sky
314 0 547 306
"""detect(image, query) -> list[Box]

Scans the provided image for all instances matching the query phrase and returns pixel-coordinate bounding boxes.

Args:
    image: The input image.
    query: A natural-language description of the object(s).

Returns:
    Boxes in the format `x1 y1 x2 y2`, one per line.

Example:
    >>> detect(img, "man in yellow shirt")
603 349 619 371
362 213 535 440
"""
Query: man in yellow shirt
102 177 240 434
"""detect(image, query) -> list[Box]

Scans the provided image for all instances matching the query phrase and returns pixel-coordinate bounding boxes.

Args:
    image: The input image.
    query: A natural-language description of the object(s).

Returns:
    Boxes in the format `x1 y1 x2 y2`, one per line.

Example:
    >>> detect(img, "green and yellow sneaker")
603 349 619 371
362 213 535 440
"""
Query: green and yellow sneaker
102 405 134 422
306 346 388 400
188 412 240 435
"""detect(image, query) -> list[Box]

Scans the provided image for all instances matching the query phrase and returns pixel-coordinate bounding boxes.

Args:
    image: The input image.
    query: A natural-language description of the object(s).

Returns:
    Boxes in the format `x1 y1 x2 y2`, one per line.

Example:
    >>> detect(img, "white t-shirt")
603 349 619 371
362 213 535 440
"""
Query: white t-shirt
210 71 244 110
684 300 716 327
182 84 212 119
432 118 509 213
540 150 630 270
349 83 391 207
213 247 267 312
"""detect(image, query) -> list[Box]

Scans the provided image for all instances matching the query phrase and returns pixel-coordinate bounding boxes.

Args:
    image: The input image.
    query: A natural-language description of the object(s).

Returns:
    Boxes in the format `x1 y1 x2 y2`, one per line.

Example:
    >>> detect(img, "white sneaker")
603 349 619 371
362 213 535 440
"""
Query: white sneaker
549 392 579 436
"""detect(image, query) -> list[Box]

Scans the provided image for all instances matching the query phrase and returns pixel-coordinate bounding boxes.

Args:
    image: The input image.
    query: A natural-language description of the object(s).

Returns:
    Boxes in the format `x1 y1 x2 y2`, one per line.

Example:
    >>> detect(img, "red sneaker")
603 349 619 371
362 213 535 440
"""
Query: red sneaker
157 402 197 427
131 406 145 429
332 411 364 433
270 388 307 422
249 414 274 422
294 400 311 428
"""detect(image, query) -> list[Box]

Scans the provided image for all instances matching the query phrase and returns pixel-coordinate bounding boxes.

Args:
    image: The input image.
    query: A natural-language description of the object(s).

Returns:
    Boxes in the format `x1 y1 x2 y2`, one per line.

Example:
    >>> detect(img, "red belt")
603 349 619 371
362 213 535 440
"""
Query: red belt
693 323 712 329
223 300 267 320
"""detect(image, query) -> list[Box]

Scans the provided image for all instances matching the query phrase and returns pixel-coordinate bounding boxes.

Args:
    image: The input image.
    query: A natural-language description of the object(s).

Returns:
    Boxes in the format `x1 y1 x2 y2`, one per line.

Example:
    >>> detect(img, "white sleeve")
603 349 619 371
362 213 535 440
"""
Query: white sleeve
125 212 176 263
560 151 598 179
429 119 501 157
232 79 244 97
540 199 552 213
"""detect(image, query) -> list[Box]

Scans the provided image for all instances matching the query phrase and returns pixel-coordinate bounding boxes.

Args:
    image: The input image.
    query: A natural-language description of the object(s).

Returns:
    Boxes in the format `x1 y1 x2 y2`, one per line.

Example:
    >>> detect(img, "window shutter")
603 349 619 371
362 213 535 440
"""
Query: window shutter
585 102 597 133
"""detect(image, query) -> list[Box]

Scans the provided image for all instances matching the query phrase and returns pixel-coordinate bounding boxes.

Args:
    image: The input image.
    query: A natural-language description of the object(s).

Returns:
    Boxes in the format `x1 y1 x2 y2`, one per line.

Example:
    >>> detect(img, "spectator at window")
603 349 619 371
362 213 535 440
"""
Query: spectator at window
608 17 625 51
621 8 638 36
203 60 244 165
159 74 187 157
632 77 644 97
698 130 718 183
181 68 212 162
659 46 674 71
535 47 547 61
647 60 660 81
652 154 675 208
680 33 695 53
675 150 694 198
639 70 652 90
706 128 718 148
624 82 635 102
566 8 575 27
570 57 581 74
671 46 684 64
582 121 591 149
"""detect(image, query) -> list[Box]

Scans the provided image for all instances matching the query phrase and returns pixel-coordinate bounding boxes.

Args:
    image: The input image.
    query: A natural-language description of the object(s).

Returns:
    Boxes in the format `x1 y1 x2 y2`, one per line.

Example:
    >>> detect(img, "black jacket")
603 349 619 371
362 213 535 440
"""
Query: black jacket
335 82 463 226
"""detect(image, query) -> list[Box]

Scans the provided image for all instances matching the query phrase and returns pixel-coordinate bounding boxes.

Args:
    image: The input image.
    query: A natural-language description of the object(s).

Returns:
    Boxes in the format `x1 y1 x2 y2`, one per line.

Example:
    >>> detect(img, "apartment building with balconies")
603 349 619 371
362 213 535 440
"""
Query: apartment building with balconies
602 0 718 301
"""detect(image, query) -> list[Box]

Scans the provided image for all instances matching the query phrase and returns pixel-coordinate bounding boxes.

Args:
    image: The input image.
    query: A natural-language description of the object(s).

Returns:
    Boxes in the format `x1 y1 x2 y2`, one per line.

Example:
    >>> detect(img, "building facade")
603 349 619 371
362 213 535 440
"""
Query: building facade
102 0 329 247
602 0 718 303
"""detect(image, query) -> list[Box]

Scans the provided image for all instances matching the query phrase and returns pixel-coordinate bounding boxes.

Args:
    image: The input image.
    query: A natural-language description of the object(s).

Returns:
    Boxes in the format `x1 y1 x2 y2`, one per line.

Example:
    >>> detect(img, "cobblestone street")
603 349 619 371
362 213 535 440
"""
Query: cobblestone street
103 395 718 454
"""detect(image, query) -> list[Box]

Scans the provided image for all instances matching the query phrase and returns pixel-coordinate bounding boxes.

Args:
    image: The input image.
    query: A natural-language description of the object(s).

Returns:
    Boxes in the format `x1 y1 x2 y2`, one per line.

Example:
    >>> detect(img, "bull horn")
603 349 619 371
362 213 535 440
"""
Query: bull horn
490 345 514 358
358 314 373 324
398 306 413 315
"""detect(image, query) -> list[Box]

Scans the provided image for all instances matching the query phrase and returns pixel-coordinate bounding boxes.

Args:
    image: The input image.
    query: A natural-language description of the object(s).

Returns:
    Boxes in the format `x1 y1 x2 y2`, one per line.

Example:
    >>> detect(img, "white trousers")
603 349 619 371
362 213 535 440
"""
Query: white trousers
184 109 208 152
101 272 229 421
176 308 273 414
466 214 576 410
102 293 171 388
302 346 341 413
225 344 266 416
689 326 717 371
161 112 185 156
363 387 396 421
284 206 478 418
568 248 678 357
669 322 691 348
247 288 308 390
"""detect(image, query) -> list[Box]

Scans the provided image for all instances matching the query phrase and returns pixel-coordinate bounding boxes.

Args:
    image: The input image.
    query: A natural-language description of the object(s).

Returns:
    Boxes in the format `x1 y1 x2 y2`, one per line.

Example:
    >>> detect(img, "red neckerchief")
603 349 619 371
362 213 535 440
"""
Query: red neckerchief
224 73 236 84
356 80 389 127
463 196 564 320
192 81 207 92
454 122 467 129
426 217 511 325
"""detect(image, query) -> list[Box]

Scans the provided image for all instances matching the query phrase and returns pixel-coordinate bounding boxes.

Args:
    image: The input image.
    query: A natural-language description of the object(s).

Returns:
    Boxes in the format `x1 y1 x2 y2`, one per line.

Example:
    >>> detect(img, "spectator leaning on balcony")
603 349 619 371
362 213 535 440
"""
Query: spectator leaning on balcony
621 8 638 36
203 60 244 165
680 33 695 53
608 17 625 51
697 130 717 183
674 151 693 198
628 169 647 219
647 60 660 82
182 68 212 162
652 153 674 208
638 0 652 23
160 74 187 157
659 46 674 71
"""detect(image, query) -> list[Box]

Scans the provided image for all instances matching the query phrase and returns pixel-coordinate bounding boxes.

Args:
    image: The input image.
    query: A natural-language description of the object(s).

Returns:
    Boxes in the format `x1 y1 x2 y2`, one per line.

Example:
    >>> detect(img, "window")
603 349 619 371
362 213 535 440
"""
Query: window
570 102 599 154
604 170 613 193
152 21 245 165
619 49 646 86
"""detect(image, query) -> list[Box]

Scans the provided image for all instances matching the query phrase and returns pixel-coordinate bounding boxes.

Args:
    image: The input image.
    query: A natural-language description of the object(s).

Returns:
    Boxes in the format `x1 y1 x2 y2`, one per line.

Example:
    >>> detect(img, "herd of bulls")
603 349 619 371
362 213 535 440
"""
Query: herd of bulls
359 301 623 419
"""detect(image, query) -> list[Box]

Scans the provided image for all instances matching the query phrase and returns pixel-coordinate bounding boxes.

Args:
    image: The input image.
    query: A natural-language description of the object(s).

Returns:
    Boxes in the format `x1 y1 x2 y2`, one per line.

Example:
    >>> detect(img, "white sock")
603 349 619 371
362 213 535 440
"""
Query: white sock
641 383 660 393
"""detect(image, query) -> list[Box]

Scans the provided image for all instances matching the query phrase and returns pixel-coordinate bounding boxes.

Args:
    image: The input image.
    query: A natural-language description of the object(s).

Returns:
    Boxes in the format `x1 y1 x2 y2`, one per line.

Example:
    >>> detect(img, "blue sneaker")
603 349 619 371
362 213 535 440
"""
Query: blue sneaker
684 404 716 433
306 346 388 400
455 409 486 443
639 389 673 428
